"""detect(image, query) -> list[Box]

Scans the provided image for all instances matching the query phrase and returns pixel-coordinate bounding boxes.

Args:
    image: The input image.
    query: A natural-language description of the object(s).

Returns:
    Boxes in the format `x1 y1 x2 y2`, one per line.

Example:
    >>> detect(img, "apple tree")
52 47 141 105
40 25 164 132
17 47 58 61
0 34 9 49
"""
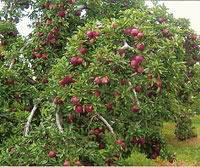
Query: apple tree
0 0 199 166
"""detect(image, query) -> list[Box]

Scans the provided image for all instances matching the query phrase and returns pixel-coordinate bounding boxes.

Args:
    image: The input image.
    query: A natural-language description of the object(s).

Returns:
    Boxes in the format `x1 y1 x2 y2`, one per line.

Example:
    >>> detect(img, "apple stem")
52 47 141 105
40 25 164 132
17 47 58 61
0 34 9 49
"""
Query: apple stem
121 40 133 50
96 112 115 135
86 115 97 133
24 104 38 136
56 112 64 134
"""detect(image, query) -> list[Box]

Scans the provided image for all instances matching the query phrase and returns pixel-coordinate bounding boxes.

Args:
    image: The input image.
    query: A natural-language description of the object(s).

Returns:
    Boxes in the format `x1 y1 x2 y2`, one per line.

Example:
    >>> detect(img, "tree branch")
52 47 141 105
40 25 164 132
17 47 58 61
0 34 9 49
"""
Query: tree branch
96 112 114 135
0 115 14 123
128 81 140 105
26 77 36 85
121 40 133 50
86 115 97 133
56 112 64 134
24 104 38 137
9 58 15 70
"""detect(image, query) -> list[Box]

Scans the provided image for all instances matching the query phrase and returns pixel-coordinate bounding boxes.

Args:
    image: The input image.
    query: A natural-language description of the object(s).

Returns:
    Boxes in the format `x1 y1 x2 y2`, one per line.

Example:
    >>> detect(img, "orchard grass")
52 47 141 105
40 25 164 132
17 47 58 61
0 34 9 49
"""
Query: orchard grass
155 116 200 166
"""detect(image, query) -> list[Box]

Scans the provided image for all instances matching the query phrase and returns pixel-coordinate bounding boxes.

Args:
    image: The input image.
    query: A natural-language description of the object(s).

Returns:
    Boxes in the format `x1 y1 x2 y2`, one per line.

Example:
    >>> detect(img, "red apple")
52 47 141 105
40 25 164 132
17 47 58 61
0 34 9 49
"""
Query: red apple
101 76 109 84
64 161 70 166
99 143 105 149
15 93 19 99
137 32 144 39
132 106 138 113
135 55 143 64
77 57 83 64
79 48 86 55
53 98 59 105
75 106 82 113
72 96 79 105
71 56 77 65
169 158 173 163
93 30 100 37
131 29 139 36
106 104 112 111
86 31 93 38
49 150 56 158
135 86 142 92
151 153 157 159
85 105 94 113
132 138 137 145
158 17 164 23
124 28 131 35
131 59 138 67
94 77 101 84
162 29 168 36
155 146 160 152
94 90 101 97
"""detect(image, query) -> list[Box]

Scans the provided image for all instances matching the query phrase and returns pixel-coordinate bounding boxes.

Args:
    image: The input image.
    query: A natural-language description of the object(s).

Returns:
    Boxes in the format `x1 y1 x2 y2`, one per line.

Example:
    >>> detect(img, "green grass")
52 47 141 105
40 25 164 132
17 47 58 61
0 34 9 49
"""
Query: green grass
156 116 200 166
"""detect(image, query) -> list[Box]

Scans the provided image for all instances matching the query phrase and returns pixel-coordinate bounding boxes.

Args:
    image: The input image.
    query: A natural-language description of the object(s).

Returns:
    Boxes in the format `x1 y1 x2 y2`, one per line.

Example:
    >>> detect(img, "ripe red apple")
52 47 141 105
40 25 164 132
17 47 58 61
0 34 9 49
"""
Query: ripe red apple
57 10 66 17
132 106 138 113
155 78 162 88
192 35 197 40
114 91 120 98
116 154 120 159
158 17 164 23
94 77 101 83
35 47 40 52
131 29 139 36
111 22 117 27
136 43 145 51
132 138 137 145
124 28 131 35
86 31 93 38
90 38 95 44
137 32 144 39
183 42 189 47
94 90 101 97
151 153 157 159
49 150 56 158
10 148 15 153
106 104 112 111
27 106 31 111
53 98 59 105
123 2 128 7
99 143 105 149
15 93 19 99
79 48 86 55
93 30 100 37
77 57 83 64
168 36 173 40
155 146 160 152
101 76 109 84
75 106 82 113
135 86 142 92
64 161 70 166
169 158 173 163
46 20 51 26
43 78 48 83
71 56 77 65
131 59 138 67
162 29 168 36
85 105 94 113
72 96 79 105
119 49 125 56
138 137 145 145
135 55 143 64
74 160 81 166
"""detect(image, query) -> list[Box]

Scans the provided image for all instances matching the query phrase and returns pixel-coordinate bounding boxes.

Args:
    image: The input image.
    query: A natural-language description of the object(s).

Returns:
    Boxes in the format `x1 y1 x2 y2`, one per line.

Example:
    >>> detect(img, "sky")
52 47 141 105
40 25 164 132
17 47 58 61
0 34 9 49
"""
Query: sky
0 1 200 36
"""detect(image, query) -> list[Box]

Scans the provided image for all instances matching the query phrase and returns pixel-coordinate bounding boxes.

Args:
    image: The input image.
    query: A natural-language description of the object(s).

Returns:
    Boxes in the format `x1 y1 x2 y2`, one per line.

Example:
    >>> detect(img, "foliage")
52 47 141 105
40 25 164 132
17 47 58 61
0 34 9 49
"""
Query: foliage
0 0 199 166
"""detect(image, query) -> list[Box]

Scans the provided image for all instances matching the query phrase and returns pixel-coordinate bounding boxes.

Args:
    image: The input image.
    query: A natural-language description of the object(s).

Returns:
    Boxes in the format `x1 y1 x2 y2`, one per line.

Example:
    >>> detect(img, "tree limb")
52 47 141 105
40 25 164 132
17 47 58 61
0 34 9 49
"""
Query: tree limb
56 112 64 134
0 115 14 123
26 77 36 85
86 115 97 133
128 81 140 105
96 112 114 135
24 104 38 137
9 58 15 70
121 40 133 50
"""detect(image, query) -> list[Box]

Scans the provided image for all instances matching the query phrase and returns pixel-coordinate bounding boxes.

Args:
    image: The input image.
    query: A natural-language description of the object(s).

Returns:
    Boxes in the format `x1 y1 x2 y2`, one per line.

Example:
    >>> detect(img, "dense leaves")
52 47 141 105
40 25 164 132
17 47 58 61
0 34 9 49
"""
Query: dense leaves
0 0 199 166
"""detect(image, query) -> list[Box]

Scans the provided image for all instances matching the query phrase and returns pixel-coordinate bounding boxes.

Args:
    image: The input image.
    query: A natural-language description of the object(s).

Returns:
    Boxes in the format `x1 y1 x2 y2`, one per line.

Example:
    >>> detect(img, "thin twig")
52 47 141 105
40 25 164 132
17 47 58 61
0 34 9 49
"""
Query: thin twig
128 81 140 105
24 104 38 136
56 113 64 134
77 5 85 10
9 58 15 70
96 112 114 135
0 115 14 123
26 77 36 85
86 115 97 133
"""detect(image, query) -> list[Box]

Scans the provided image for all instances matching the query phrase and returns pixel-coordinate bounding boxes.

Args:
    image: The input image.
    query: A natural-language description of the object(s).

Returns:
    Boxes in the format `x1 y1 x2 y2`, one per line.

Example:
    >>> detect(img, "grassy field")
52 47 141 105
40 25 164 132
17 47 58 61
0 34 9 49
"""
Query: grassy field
155 115 200 166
